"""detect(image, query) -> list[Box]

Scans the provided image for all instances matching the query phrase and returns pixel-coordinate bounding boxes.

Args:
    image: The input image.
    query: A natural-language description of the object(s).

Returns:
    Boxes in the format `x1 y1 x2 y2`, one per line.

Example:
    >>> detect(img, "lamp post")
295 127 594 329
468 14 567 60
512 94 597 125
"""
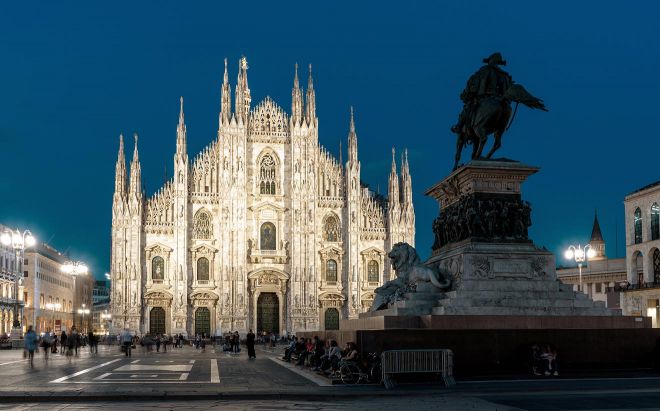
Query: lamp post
565 244 596 292
1 229 36 331
78 304 90 334
61 260 88 330
45 302 61 331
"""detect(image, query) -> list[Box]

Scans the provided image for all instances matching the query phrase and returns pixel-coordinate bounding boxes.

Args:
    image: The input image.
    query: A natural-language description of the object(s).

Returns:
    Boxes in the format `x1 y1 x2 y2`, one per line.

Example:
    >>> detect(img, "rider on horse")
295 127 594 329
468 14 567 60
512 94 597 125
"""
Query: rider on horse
451 52 513 135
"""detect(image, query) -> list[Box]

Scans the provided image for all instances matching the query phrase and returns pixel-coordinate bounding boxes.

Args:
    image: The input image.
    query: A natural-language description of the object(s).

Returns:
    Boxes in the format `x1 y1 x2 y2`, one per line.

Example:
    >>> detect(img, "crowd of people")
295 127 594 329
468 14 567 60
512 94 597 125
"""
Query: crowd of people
20 325 99 367
281 336 360 378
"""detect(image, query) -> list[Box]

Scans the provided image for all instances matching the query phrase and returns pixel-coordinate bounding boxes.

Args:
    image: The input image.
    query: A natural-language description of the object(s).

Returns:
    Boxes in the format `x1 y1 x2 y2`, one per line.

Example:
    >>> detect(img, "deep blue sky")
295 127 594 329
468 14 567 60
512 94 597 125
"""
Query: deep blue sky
2 2 659 278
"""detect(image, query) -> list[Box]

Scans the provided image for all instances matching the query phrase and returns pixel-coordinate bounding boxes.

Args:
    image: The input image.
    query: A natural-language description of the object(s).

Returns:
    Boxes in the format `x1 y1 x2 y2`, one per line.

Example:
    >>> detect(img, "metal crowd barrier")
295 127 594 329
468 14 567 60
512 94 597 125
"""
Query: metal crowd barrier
380 349 455 389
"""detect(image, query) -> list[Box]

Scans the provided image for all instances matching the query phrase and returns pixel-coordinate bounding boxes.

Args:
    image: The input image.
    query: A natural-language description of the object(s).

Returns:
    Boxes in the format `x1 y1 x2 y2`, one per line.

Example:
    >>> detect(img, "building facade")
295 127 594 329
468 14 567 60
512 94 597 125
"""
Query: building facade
92 280 111 334
23 242 94 333
556 213 626 309
110 58 416 337
0 224 22 335
621 181 660 327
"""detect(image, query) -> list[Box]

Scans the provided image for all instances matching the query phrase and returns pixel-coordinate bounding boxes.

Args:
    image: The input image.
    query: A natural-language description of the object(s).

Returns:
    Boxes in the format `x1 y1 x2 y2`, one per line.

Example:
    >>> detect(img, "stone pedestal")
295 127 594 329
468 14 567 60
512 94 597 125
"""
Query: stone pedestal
424 159 617 317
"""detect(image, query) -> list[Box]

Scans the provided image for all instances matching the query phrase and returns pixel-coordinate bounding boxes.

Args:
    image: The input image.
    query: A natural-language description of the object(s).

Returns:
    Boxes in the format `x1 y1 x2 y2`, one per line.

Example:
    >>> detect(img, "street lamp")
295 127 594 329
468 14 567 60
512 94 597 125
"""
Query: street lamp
61 260 88 330
565 244 596 292
1 228 36 330
77 303 90 334
45 302 61 331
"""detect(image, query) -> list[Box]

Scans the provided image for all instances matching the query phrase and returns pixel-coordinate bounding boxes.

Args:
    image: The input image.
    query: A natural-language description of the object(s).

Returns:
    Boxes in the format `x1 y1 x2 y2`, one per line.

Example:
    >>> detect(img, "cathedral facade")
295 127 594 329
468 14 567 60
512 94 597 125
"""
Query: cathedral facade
110 58 415 336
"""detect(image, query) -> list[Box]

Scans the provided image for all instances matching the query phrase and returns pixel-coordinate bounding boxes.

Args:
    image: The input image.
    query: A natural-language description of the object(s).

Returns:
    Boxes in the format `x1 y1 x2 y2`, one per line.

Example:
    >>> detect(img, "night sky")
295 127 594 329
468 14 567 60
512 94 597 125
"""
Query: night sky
2 2 659 278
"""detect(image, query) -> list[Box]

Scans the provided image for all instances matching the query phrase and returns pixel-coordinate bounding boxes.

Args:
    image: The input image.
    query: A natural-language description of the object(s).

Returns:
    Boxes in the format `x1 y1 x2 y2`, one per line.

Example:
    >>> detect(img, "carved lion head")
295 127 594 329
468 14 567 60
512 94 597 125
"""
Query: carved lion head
387 242 421 276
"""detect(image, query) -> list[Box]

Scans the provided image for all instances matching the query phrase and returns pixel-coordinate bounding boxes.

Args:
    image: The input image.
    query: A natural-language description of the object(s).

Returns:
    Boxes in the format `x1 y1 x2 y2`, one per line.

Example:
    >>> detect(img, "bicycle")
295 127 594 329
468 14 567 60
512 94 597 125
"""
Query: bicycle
339 352 382 385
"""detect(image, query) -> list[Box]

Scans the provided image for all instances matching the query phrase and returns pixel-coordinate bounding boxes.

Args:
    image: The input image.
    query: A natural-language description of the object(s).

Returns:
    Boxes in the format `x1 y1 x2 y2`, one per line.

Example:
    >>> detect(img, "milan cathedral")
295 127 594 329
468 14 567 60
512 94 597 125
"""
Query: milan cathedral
110 57 415 336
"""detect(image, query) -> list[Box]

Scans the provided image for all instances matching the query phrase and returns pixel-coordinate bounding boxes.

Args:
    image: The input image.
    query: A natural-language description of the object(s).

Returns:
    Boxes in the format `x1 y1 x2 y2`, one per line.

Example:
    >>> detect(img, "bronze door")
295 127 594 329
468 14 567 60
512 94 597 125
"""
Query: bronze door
257 293 279 334
194 307 211 336
324 308 339 330
149 307 166 334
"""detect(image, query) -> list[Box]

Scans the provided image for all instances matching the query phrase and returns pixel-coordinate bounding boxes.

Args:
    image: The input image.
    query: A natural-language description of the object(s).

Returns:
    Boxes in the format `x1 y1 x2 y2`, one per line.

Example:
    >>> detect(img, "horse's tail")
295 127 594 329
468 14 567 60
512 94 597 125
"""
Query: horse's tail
504 84 548 111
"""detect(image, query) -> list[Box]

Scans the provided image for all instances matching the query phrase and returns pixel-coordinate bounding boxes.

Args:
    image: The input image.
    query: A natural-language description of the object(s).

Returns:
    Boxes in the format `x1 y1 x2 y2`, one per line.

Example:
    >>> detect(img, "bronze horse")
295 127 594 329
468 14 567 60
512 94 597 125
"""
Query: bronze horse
453 84 548 170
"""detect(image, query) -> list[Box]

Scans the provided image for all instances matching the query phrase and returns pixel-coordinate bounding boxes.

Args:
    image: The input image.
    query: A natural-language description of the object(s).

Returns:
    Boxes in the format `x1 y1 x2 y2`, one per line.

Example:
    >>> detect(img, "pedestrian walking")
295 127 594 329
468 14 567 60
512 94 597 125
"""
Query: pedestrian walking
246 329 256 359
60 331 67 355
232 331 240 353
42 329 54 360
88 331 98 354
70 326 80 356
120 328 133 357
24 325 38 368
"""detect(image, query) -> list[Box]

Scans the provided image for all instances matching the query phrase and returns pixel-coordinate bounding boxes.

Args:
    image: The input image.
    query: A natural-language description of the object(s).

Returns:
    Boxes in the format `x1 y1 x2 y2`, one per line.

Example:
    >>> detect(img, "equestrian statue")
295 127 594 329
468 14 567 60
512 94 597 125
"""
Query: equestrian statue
451 52 548 170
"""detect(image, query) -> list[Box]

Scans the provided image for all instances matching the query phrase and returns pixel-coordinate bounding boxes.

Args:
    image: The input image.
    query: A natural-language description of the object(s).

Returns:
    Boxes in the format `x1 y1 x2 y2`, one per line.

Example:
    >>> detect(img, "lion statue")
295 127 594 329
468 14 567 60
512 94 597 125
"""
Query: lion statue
369 242 452 312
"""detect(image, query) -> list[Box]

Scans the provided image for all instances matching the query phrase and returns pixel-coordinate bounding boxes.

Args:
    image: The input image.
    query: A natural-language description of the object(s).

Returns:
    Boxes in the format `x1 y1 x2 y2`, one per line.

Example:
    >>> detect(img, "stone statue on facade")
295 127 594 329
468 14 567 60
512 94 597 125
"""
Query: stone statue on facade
369 242 452 312
451 52 548 170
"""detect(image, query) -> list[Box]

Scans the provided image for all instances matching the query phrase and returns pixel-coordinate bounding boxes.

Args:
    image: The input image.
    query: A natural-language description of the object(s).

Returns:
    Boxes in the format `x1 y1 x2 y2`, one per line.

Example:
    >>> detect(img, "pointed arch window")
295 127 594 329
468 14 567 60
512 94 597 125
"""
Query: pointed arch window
651 203 659 241
260 222 276 250
323 214 340 242
197 257 209 281
259 154 277 195
193 209 213 239
326 259 337 283
634 207 643 244
367 260 379 282
152 256 164 281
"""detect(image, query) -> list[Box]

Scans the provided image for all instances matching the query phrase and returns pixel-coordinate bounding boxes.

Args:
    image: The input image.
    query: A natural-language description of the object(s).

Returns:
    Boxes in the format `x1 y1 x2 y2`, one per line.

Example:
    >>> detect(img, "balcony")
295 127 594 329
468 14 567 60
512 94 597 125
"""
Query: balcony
616 281 660 292
248 248 288 264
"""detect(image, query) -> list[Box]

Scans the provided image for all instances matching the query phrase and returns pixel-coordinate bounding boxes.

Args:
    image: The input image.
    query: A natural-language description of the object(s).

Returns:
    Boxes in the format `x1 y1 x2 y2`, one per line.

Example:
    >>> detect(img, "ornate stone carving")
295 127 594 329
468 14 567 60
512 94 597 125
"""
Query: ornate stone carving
432 193 532 249
531 256 548 277
193 209 213 239
470 255 491 278
249 97 289 138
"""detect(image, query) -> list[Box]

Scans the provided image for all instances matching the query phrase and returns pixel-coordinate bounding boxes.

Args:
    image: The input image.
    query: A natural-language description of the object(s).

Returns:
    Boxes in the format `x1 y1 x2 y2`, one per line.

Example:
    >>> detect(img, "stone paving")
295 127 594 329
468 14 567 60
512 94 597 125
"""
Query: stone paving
2 344 660 410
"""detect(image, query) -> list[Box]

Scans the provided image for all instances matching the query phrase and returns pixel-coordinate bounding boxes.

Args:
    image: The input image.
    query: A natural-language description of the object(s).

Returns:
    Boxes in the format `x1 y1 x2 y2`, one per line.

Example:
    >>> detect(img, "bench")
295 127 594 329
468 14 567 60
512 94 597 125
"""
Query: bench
380 349 455 389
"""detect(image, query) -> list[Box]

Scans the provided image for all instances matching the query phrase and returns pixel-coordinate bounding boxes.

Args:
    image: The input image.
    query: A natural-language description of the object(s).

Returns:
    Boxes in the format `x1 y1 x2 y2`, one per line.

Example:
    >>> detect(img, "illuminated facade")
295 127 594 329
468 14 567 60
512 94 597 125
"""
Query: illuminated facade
621 181 660 327
110 58 415 336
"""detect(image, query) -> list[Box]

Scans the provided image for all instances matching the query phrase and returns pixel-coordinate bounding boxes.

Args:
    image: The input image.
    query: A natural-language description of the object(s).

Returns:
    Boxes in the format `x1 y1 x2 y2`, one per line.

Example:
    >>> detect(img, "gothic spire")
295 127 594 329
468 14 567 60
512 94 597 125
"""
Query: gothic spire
220 58 232 126
234 56 251 122
129 133 141 196
305 63 316 125
291 62 303 125
388 147 399 207
348 106 358 164
176 96 187 157
591 209 604 242
589 209 606 259
114 133 127 199
401 149 413 205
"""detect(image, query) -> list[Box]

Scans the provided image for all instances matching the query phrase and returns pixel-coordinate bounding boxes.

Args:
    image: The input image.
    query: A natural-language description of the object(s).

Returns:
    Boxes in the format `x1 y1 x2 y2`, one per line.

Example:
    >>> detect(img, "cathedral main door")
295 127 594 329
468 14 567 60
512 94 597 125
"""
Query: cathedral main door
194 307 211 337
149 307 165 335
257 292 279 334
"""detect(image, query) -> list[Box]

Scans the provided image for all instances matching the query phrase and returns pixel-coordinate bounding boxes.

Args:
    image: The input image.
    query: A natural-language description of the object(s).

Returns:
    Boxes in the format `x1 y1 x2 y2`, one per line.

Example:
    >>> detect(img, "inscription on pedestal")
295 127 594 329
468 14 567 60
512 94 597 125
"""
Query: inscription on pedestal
492 258 529 276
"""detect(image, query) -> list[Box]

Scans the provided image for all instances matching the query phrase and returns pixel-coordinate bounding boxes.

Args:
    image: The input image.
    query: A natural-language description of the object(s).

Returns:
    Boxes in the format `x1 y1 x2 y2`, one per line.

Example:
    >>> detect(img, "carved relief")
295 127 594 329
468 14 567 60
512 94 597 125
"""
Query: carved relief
470 255 491 278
